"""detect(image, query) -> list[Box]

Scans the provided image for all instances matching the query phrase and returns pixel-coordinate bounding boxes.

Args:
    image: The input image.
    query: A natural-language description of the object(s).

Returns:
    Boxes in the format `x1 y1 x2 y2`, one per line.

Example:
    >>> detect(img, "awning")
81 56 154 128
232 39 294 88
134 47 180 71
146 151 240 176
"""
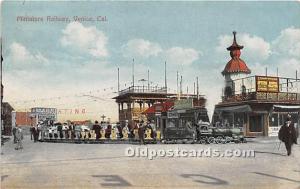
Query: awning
273 105 300 112
214 105 252 113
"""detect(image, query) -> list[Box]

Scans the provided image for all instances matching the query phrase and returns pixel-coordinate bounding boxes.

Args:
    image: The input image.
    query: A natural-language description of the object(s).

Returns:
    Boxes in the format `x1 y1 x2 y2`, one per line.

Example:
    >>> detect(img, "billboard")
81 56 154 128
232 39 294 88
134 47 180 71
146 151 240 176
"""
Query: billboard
256 76 279 93
31 107 57 122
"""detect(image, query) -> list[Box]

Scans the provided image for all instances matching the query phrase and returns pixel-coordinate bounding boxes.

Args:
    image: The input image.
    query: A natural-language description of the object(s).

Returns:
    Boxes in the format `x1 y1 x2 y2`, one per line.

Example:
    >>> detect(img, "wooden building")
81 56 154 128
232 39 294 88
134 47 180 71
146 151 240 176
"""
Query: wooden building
15 112 36 127
113 86 172 128
1 102 14 136
212 32 300 137
113 85 207 131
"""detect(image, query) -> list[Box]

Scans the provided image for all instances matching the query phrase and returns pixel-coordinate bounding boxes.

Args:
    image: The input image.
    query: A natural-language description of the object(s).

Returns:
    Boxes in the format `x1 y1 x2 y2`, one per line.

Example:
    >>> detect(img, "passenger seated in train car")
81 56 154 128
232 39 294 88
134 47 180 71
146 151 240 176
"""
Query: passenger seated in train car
129 121 138 139
68 122 75 139
63 123 69 139
92 121 101 140
105 124 112 138
57 123 63 139
146 121 155 138
138 121 145 144
116 122 123 138
122 123 130 139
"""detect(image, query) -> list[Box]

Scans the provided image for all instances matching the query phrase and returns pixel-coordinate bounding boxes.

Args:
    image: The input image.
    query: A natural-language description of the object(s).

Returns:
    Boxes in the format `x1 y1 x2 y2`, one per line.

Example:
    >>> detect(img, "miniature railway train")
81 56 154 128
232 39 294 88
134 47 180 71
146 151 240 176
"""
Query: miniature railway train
40 123 246 144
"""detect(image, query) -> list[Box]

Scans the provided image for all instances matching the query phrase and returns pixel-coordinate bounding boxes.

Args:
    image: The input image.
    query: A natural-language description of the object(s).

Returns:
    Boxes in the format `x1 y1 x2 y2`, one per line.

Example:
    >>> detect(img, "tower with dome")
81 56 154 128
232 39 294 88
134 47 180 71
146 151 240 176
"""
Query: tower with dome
212 31 300 137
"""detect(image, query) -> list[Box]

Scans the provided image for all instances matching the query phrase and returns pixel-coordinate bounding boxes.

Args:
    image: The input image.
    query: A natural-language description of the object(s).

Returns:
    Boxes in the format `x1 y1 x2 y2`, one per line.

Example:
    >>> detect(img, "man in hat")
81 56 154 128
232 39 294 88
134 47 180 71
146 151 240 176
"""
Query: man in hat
12 126 17 144
92 120 101 140
15 127 23 150
138 120 145 145
278 114 298 156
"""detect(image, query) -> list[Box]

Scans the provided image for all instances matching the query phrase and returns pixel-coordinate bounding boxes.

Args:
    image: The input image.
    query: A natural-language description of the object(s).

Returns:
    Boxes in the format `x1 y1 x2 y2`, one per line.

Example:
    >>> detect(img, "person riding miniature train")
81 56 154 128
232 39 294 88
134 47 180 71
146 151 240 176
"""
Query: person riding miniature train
138 120 145 145
105 124 112 139
92 121 102 140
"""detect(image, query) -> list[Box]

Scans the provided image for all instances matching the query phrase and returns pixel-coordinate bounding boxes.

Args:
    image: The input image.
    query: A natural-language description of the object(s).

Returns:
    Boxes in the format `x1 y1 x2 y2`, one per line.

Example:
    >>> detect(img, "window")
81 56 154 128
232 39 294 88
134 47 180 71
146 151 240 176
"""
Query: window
241 85 246 93
224 86 232 97
234 113 245 128
167 119 176 128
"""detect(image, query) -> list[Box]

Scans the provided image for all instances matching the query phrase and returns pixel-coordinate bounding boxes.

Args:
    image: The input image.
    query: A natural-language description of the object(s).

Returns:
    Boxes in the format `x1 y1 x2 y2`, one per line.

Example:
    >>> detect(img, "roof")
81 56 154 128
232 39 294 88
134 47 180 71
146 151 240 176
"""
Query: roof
222 31 251 75
222 58 251 75
227 31 243 51
144 101 174 114
2 102 14 111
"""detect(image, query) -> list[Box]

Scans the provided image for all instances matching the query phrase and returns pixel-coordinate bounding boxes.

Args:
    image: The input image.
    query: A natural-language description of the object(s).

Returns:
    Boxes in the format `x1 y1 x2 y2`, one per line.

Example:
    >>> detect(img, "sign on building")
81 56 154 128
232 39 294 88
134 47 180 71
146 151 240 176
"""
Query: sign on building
31 107 57 123
256 76 279 93
174 99 193 109
268 126 281 137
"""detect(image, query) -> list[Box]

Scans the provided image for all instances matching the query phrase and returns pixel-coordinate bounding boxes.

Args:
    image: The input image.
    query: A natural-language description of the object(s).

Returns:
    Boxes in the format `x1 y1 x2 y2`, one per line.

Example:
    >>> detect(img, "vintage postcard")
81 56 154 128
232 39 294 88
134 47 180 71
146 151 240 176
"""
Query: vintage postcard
1 1 300 189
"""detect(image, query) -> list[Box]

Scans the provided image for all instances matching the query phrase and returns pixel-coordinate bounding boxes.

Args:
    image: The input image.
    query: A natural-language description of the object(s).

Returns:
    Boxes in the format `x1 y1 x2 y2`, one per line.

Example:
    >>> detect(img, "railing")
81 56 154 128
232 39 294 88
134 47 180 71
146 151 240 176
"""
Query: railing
224 75 300 95
222 92 300 103
118 86 167 95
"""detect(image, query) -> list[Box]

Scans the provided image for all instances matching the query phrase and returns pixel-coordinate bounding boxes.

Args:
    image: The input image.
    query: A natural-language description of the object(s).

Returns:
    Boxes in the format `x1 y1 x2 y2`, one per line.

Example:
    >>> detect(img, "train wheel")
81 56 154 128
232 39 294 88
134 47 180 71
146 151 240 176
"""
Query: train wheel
207 137 215 144
199 137 206 144
215 136 221 144
225 137 232 143
218 136 226 144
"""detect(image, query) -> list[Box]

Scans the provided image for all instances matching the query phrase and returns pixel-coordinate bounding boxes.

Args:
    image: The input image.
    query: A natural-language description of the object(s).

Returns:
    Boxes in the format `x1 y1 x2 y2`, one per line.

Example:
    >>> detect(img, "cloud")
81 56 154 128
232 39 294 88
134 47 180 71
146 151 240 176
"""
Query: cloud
122 38 162 58
216 33 271 62
122 38 201 65
272 26 300 58
8 42 49 68
277 58 300 76
165 47 200 65
61 22 108 58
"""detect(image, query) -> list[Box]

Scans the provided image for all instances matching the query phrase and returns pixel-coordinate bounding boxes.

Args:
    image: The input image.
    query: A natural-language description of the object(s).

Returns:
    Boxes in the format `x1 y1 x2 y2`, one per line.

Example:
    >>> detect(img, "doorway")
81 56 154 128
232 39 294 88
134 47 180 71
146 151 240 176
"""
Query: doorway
249 115 263 132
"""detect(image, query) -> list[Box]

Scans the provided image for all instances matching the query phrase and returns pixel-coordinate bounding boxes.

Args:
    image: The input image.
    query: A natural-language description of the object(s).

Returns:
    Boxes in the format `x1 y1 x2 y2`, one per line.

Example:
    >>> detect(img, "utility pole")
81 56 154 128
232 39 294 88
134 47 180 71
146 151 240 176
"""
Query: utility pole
164 61 167 93
177 71 179 99
132 59 135 88
117 67 120 93
296 70 299 93
187 86 189 98
180 75 183 99
197 76 199 100
147 69 150 90
193 82 195 95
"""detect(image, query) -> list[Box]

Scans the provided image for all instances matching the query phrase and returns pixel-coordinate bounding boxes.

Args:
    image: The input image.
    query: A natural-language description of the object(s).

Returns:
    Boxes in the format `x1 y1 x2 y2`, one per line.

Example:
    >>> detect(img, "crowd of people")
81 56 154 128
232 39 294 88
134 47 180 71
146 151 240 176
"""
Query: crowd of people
30 124 41 142
91 120 157 144
20 119 158 144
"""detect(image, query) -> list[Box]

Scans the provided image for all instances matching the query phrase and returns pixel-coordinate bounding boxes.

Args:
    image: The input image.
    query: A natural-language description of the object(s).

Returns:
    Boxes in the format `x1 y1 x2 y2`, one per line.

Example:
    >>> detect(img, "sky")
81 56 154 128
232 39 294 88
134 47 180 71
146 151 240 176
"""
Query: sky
1 1 300 122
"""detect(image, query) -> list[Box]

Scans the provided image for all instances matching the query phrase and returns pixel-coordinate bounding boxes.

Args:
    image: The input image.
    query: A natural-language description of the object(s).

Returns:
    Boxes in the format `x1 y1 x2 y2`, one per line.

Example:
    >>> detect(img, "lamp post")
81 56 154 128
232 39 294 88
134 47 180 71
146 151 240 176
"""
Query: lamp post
101 114 106 122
